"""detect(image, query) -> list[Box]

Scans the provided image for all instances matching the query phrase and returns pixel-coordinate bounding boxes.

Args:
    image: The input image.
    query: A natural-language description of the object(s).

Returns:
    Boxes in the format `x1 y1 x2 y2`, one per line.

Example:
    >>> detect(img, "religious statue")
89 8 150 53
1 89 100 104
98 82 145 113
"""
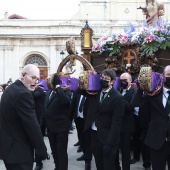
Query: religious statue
138 0 165 25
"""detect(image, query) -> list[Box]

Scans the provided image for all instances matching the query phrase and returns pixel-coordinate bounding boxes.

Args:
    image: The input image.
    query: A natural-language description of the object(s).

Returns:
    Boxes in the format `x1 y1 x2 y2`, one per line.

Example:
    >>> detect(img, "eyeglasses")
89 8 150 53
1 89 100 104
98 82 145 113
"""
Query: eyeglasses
100 76 111 82
25 73 40 83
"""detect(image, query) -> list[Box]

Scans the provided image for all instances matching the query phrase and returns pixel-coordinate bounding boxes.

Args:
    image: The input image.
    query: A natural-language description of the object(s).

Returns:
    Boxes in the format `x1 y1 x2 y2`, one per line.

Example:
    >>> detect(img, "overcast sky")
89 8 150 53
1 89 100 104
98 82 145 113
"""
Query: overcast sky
0 0 80 19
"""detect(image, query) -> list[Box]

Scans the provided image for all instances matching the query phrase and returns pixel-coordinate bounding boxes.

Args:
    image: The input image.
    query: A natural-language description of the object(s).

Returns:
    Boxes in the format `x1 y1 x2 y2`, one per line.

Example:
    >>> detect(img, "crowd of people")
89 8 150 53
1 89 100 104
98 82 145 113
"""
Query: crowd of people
0 80 13 101
0 64 170 170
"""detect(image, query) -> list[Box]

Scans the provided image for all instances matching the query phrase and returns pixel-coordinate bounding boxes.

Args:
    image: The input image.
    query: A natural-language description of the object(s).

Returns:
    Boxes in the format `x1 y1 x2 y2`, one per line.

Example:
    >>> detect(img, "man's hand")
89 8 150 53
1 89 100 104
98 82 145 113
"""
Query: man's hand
62 86 70 91
53 74 61 86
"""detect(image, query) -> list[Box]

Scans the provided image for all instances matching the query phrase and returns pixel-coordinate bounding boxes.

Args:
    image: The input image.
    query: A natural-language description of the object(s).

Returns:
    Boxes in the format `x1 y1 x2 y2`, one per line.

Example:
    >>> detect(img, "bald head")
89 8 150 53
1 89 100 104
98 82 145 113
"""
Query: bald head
21 64 39 75
120 72 132 80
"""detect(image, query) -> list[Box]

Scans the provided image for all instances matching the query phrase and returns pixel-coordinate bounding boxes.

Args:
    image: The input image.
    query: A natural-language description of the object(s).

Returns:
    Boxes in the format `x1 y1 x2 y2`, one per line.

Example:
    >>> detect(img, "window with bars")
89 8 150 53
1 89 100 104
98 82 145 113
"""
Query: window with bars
25 54 47 66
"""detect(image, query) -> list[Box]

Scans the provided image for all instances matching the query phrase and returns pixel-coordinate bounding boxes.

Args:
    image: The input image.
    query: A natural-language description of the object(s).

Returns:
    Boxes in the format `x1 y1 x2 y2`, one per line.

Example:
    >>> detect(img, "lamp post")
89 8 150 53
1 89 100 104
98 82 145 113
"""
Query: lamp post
80 20 93 63
60 50 65 60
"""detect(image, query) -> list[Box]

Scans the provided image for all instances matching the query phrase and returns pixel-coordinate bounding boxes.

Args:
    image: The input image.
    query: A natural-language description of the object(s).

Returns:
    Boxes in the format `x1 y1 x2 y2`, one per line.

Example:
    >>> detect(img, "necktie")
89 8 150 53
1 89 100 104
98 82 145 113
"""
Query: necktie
101 92 107 102
165 91 170 114
79 96 86 112
49 91 55 103
49 91 53 99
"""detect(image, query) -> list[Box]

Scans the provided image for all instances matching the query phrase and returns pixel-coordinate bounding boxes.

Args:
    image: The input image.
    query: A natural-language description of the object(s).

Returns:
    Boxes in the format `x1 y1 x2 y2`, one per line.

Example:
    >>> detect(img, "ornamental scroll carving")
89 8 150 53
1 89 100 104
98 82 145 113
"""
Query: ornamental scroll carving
57 54 94 75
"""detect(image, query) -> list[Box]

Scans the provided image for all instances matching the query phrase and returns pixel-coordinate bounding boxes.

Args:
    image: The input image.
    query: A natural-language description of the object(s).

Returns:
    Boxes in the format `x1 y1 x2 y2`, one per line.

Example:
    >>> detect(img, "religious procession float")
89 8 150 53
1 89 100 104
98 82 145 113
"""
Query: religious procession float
43 1 170 96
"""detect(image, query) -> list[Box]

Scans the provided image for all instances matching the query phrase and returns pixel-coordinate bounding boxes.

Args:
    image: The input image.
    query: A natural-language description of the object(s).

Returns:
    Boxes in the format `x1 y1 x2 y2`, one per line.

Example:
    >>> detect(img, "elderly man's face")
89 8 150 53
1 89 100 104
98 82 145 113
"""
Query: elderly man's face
22 67 40 91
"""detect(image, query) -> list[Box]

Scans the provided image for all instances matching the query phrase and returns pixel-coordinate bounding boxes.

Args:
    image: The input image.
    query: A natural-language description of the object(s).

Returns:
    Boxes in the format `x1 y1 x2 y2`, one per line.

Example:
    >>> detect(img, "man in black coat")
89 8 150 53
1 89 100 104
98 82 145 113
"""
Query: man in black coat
134 65 170 170
31 85 46 170
70 93 85 156
115 72 136 170
138 94 151 170
45 73 71 170
0 64 48 170
70 92 93 169
82 69 125 170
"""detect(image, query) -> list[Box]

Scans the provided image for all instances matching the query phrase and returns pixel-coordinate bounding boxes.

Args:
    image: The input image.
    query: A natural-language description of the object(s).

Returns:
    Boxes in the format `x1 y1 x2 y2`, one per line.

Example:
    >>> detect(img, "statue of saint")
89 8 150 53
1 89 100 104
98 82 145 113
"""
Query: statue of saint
138 0 165 25
146 0 165 25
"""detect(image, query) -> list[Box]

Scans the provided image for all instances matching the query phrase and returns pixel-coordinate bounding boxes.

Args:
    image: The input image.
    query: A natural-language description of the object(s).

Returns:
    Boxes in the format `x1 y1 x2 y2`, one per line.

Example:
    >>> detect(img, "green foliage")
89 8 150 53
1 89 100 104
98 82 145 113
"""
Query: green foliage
109 44 121 56
142 42 160 55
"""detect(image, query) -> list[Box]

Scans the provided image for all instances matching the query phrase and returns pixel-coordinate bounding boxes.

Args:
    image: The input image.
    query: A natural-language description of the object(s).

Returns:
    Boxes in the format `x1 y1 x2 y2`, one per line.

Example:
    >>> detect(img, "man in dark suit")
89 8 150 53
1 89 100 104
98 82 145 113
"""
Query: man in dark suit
45 73 71 170
70 93 92 169
134 65 170 170
83 69 125 170
115 72 136 170
0 64 48 170
31 85 46 170
138 94 151 170
70 93 85 159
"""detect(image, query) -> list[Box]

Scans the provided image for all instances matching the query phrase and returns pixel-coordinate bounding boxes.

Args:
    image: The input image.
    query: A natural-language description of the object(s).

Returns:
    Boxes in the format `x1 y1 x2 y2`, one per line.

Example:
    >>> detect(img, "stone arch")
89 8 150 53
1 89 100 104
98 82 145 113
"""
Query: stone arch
24 54 47 66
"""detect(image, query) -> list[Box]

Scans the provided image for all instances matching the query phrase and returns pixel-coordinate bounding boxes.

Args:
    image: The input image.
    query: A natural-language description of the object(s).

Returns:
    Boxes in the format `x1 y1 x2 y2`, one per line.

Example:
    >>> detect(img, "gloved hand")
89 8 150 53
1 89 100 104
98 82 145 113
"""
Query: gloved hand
103 144 112 157
53 73 61 86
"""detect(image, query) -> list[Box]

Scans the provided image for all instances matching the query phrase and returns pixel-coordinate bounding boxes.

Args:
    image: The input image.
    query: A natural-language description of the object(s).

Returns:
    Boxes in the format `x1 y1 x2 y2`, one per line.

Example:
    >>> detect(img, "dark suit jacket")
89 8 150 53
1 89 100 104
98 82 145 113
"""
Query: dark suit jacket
134 88 170 150
0 80 47 163
138 94 151 129
120 87 136 133
45 87 71 133
70 93 81 120
81 87 125 147
31 86 46 123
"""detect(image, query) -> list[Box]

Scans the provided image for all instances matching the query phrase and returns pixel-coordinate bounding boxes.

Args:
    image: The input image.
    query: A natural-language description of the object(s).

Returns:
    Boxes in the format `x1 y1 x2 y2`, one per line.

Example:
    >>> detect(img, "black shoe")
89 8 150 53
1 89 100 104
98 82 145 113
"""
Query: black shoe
77 146 83 152
34 163 43 170
77 154 85 161
85 163 91 170
145 168 151 170
130 158 139 164
74 141 80 146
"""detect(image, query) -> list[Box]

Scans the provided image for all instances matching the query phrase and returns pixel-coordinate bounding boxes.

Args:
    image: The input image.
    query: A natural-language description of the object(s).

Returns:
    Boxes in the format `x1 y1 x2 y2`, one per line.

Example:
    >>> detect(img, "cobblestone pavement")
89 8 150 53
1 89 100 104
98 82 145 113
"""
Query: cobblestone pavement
0 128 157 170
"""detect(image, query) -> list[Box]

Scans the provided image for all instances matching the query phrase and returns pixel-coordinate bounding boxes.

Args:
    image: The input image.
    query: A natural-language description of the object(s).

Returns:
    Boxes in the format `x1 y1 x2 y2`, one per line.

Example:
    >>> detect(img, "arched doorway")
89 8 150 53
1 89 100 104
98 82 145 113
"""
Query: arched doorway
25 54 48 80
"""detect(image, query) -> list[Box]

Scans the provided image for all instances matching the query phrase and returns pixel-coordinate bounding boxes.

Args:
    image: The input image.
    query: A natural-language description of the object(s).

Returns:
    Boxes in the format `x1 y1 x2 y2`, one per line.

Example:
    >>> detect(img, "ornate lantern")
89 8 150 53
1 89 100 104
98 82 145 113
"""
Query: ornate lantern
80 20 93 63
80 20 93 50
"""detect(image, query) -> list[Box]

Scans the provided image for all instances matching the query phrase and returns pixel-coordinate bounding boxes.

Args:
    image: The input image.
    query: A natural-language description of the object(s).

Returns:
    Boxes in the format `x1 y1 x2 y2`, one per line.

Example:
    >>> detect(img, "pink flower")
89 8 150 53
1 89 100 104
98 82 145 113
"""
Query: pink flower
119 35 129 44
92 43 101 51
120 38 128 44
159 26 165 31
101 36 108 41
145 35 155 43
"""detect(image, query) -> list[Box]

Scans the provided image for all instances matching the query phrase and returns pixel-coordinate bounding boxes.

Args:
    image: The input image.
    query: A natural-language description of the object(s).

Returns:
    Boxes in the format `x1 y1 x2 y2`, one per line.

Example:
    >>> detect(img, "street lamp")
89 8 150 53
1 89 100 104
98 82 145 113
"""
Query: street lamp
60 50 65 60
80 20 93 63
80 20 93 50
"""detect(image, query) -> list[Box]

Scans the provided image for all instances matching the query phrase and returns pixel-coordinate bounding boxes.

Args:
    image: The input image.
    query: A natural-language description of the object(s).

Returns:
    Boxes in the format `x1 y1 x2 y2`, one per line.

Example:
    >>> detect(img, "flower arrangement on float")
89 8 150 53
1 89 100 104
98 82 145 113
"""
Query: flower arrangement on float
92 20 170 56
